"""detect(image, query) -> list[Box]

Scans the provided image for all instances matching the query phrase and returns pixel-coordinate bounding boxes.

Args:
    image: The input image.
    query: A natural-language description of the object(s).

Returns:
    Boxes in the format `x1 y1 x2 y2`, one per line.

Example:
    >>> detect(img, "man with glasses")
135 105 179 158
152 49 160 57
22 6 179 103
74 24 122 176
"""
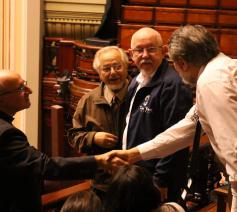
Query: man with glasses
0 70 126 212
123 27 193 203
67 46 129 198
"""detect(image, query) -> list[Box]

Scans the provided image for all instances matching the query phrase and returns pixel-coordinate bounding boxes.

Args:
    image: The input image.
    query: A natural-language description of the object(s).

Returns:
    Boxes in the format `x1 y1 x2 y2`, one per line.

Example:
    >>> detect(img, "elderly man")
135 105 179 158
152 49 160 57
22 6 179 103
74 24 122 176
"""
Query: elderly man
67 46 129 197
0 70 124 212
110 25 237 212
122 27 193 202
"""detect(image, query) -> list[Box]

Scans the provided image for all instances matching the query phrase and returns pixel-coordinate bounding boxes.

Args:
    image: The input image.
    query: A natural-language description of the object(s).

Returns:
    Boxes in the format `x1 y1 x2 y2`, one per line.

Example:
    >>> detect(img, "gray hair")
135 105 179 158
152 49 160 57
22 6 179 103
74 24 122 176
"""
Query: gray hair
93 46 129 71
168 25 219 66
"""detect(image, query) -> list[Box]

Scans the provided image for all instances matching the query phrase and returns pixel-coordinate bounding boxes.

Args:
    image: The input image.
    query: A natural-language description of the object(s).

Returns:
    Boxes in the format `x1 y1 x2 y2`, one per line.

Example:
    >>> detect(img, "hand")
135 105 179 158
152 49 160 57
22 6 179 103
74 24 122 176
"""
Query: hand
94 132 118 148
94 152 128 173
105 148 142 164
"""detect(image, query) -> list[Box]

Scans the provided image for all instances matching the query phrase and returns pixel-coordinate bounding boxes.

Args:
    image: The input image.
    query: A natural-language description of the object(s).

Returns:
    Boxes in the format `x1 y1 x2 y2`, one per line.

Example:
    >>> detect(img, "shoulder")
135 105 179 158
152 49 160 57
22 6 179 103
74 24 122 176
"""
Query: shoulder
0 119 15 135
77 85 102 106
0 119 27 145
0 119 25 137
82 85 101 100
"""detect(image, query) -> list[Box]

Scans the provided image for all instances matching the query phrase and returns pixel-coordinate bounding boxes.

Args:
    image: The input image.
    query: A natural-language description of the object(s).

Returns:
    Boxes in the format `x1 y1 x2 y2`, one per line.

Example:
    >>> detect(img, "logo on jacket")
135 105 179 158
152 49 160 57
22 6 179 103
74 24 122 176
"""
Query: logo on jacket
139 95 152 113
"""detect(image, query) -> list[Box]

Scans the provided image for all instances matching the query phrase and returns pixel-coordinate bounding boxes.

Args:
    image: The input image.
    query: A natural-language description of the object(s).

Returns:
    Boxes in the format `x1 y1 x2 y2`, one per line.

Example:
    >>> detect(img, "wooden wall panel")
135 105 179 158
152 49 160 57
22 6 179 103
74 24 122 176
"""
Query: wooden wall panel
219 29 237 57
220 0 237 9
219 10 237 27
189 0 218 8
159 0 187 7
155 8 185 25
128 0 157 5
187 9 217 26
122 6 153 24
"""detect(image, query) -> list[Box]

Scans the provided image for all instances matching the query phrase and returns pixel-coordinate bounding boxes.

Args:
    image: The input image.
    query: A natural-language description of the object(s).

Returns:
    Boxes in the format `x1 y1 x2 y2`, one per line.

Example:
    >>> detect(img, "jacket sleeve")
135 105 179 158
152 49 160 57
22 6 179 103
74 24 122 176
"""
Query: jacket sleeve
67 95 97 154
42 155 97 180
153 80 193 188
0 128 97 180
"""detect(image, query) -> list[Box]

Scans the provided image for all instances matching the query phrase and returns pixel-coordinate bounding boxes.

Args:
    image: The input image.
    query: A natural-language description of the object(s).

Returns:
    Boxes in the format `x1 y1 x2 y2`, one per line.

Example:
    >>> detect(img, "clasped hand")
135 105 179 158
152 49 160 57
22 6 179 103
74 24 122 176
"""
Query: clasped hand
95 148 141 173
95 150 130 173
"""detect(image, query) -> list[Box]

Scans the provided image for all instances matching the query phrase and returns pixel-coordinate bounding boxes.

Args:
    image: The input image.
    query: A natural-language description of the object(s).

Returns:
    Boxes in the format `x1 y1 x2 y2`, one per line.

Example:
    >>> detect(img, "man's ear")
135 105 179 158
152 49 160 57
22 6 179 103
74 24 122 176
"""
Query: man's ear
128 49 132 58
176 58 189 72
161 45 168 56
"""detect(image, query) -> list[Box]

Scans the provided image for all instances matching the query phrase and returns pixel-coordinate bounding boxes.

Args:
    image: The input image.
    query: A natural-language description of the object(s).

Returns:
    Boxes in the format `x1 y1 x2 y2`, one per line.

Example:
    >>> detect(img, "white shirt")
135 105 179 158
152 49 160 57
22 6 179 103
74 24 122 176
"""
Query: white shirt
137 53 237 211
197 53 237 181
197 53 237 212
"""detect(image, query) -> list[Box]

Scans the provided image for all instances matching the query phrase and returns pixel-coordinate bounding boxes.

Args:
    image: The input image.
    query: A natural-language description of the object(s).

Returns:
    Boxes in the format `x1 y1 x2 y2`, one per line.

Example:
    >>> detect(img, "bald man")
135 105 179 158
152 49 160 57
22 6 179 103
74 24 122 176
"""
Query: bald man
122 27 193 203
0 70 125 212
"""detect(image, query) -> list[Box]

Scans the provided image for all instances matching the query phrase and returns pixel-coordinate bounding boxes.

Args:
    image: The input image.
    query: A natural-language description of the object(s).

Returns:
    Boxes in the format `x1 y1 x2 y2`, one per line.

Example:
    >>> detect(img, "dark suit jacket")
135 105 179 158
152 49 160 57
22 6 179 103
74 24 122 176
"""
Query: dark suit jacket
0 111 97 212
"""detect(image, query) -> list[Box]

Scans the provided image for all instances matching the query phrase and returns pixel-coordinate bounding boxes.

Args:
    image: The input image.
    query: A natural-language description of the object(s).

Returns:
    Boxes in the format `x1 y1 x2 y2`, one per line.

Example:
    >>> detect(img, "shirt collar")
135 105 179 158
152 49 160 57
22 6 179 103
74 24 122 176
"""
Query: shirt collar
136 70 156 87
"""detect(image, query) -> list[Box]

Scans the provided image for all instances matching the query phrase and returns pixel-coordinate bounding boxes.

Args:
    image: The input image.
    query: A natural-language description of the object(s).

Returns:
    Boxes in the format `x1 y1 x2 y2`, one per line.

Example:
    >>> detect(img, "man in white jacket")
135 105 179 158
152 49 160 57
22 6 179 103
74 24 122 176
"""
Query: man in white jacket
109 25 237 212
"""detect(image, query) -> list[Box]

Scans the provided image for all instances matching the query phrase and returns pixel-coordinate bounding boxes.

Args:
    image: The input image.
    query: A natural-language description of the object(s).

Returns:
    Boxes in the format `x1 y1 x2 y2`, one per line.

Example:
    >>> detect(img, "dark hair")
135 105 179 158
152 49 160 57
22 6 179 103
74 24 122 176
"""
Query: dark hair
168 25 219 66
60 190 102 212
104 165 161 212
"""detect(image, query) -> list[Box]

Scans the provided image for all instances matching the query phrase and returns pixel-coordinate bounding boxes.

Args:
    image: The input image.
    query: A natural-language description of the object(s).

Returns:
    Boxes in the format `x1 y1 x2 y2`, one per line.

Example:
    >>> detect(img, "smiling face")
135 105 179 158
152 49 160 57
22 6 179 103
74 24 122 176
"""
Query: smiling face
130 28 164 76
0 71 32 115
97 49 128 93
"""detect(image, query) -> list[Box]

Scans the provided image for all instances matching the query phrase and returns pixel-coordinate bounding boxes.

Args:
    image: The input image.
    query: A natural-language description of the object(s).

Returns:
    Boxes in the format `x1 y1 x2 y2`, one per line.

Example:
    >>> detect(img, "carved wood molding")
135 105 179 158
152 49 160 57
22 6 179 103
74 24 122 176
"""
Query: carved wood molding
45 11 103 22
44 0 106 40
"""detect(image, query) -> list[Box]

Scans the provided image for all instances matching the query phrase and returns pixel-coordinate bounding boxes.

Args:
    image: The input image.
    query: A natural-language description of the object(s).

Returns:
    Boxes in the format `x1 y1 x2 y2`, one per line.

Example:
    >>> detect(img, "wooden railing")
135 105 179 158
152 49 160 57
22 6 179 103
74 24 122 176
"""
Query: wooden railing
42 180 91 209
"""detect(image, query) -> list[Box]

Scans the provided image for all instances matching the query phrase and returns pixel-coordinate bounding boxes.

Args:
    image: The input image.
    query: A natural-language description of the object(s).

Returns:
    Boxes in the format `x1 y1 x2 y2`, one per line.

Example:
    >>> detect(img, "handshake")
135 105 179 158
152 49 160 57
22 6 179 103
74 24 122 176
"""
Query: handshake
94 147 142 173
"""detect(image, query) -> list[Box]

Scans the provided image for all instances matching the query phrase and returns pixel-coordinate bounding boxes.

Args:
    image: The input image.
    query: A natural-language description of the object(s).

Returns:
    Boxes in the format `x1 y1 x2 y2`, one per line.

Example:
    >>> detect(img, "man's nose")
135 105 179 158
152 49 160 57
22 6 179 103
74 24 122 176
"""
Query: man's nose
25 85 33 94
141 48 149 57
110 67 117 74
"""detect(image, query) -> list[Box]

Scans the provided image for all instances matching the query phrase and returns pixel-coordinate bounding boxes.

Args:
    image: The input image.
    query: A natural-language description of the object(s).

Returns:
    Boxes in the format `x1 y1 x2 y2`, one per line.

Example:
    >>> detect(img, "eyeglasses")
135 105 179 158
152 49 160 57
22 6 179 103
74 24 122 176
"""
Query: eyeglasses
100 63 122 73
0 81 28 96
130 46 162 56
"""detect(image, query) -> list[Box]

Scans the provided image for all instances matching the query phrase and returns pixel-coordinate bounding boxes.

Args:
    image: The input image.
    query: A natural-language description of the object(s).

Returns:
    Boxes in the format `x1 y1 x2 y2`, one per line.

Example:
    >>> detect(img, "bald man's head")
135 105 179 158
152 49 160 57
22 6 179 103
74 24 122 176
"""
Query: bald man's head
130 27 165 76
131 27 163 49
0 70 32 115
0 70 22 95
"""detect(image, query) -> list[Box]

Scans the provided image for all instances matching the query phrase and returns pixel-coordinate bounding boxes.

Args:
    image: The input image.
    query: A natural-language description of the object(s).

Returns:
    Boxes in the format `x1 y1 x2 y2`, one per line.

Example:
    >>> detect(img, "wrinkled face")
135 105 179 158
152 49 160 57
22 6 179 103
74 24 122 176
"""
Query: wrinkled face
0 74 32 114
98 49 128 92
130 33 164 76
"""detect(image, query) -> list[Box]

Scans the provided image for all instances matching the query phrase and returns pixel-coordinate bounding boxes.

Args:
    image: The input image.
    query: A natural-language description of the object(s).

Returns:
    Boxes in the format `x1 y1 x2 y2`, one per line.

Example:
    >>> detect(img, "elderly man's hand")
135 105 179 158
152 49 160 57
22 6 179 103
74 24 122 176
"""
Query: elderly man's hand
94 132 118 148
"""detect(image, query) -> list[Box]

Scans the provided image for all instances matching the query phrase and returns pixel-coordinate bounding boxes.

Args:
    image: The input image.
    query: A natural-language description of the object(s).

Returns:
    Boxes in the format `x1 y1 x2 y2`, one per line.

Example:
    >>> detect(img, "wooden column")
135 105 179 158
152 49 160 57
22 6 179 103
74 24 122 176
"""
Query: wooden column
51 105 65 156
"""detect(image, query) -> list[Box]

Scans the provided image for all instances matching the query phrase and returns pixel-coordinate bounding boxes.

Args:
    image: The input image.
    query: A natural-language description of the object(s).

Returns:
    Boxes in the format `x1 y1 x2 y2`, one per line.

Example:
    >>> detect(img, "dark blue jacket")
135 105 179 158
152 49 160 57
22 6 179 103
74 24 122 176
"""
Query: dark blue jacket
126 59 193 201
